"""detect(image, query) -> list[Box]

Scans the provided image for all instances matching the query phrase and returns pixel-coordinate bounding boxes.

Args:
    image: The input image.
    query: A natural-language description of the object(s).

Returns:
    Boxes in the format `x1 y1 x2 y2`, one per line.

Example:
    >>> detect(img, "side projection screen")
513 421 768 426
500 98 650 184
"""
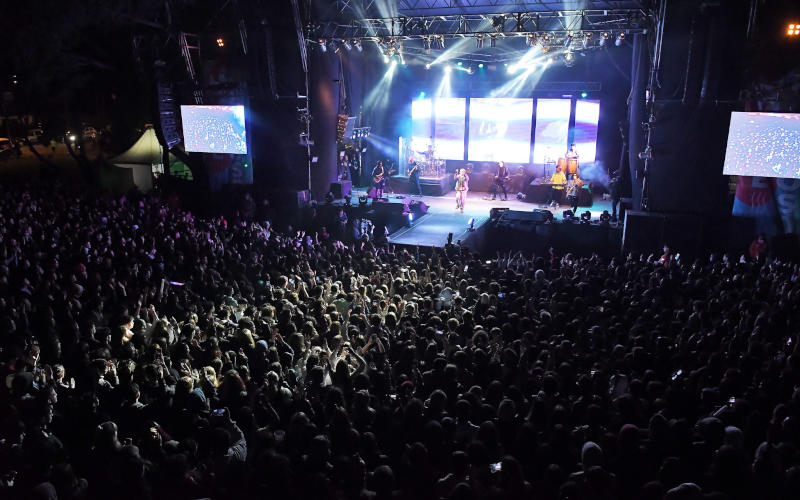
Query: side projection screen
723 112 800 179
181 105 248 155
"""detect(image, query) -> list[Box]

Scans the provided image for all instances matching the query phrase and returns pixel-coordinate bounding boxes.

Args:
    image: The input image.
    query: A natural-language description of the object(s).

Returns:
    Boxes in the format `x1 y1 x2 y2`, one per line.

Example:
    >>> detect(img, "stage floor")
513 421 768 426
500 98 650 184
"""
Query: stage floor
351 189 620 247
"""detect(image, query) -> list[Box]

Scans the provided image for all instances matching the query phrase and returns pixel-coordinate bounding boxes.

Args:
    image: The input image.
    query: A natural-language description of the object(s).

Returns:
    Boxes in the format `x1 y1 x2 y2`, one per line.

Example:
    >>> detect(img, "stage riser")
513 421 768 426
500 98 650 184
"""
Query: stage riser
387 176 451 196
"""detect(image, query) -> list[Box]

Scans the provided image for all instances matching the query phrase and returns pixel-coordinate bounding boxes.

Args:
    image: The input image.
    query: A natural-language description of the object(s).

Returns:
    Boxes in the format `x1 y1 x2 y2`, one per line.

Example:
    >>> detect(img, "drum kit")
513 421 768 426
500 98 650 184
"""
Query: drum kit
414 147 445 177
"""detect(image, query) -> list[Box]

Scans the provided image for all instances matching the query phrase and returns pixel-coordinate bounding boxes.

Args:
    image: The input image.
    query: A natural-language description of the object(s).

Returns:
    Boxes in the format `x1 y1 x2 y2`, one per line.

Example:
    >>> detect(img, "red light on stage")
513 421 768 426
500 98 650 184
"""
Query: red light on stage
216 37 225 47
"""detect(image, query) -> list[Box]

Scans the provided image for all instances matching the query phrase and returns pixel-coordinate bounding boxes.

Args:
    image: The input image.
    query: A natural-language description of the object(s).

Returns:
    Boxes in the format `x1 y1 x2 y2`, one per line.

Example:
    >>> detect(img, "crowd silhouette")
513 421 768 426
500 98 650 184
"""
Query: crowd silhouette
1 182 800 500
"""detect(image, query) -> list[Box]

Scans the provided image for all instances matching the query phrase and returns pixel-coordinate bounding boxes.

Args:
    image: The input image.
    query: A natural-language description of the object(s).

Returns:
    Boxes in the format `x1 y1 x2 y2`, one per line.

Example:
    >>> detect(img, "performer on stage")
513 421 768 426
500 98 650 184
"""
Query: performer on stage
338 154 351 181
407 158 422 196
566 144 579 160
566 173 580 214
549 165 566 208
491 160 510 201
609 170 621 221
372 161 386 200
454 168 469 213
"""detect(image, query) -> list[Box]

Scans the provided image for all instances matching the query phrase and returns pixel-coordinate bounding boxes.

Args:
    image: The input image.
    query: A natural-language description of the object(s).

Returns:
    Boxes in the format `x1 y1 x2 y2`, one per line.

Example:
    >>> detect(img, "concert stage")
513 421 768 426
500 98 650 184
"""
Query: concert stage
343 189 622 255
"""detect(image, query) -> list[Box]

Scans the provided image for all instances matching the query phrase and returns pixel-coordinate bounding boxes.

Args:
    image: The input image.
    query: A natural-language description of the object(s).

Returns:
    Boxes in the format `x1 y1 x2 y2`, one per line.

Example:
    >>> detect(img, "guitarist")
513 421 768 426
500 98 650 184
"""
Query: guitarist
407 158 422 196
491 160 510 201
371 161 386 200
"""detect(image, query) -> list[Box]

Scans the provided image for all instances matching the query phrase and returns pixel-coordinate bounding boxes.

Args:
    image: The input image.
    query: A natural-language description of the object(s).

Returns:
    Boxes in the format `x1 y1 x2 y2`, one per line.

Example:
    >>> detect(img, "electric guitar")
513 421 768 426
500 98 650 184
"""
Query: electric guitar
407 163 419 180
373 168 396 183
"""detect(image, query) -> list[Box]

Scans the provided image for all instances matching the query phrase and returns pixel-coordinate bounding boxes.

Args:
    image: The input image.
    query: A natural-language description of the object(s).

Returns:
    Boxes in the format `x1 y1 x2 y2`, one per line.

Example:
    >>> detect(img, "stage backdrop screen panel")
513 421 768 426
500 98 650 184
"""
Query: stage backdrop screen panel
433 98 466 160
532 98 571 164
723 112 800 179
410 98 432 156
181 105 247 154
574 100 600 163
468 98 533 163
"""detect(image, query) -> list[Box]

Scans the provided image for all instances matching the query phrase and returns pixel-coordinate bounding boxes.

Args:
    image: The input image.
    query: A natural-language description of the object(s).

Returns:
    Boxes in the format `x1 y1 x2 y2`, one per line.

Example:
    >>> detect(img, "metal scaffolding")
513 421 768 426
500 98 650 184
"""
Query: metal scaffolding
314 9 650 41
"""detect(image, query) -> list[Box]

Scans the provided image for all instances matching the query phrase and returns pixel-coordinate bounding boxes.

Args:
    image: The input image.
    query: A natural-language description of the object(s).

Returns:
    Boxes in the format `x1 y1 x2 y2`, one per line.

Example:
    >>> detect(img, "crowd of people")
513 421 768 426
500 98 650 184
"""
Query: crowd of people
2 182 800 500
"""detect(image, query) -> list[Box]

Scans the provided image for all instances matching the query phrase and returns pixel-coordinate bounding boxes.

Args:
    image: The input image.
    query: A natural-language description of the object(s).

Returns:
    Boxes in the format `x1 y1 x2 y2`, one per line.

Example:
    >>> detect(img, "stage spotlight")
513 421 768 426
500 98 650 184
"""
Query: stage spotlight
562 210 574 221
615 33 625 46
343 40 352 51
358 196 368 206
580 211 592 223
334 42 341 54
423 37 431 54
476 35 484 48
468 218 475 231
541 45 550 54
564 51 575 67
383 54 390 63
599 32 609 47
444 65 452 73
564 32 573 48
354 40 362 52
599 210 611 223
490 35 497 48
319 39 327 52
425 63 431 69
582 32 591 49
216 36 225 48
526 34 536 46
478 63 484 69
789 24 800 36
457 61 463 66
419 91 426 98
581 91 588 98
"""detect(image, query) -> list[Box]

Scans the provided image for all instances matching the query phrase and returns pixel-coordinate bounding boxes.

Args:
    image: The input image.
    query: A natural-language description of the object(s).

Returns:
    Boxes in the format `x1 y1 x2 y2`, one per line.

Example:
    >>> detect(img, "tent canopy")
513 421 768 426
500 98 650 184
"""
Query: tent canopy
111 125 163 166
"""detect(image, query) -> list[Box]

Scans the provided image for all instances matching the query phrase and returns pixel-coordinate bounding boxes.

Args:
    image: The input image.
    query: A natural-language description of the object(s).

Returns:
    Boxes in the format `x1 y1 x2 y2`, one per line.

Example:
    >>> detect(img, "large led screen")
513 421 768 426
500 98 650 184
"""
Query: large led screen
573 100 600 163
723 112 800 179
433 98 466 160
181 105 247 154
410 99 432 157
468 98 533 163
532 99 571 164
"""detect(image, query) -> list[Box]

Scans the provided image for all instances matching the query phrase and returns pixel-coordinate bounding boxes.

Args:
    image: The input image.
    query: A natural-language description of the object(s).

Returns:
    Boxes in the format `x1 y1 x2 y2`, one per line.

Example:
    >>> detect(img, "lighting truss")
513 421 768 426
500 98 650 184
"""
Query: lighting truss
313 9 650 42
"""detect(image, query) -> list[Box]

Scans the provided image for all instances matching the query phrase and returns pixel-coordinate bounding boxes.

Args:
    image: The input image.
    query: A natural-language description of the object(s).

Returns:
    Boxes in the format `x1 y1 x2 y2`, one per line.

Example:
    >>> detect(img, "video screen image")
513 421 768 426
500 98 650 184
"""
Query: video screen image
573 100 600 163
532 98 571 164
410 99 432 156
468 98 533 163
723 112 800 179
433 98 466 160
181 105 248 155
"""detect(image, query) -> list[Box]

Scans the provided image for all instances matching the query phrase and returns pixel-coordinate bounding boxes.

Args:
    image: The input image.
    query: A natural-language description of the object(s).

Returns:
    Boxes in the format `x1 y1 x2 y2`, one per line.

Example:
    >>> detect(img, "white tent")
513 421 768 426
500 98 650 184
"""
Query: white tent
108 126 163 192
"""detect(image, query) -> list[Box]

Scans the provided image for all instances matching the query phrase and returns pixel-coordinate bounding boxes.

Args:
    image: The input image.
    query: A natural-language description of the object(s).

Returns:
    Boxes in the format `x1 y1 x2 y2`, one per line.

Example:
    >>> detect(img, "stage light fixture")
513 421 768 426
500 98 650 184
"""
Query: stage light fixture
562 210 574 221
581 91 588 98
526 34 536 47
564 51 575 66
582 33 592 49
423 37 431 54
599 210 611 223
319 39 327 52
541 45 550 54
216 37 225 48
564 32 573 48
490 35 497 48
580 211 592 223
476 35 484 48
383 54 390 63
478 63 484 69
425 63 431 69
789 24 800 36
343 40 352 51
354 40 362 52
615 33 625 46
457 61 463 66
334 42 341 54
599 32 609 47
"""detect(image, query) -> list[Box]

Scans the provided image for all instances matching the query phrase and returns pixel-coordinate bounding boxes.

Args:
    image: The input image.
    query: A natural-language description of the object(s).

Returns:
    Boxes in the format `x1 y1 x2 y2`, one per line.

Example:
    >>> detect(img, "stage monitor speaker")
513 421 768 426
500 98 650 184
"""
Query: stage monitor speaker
330 181 352 199
407 200 428 219
490 207 510 220
498 210 552 224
